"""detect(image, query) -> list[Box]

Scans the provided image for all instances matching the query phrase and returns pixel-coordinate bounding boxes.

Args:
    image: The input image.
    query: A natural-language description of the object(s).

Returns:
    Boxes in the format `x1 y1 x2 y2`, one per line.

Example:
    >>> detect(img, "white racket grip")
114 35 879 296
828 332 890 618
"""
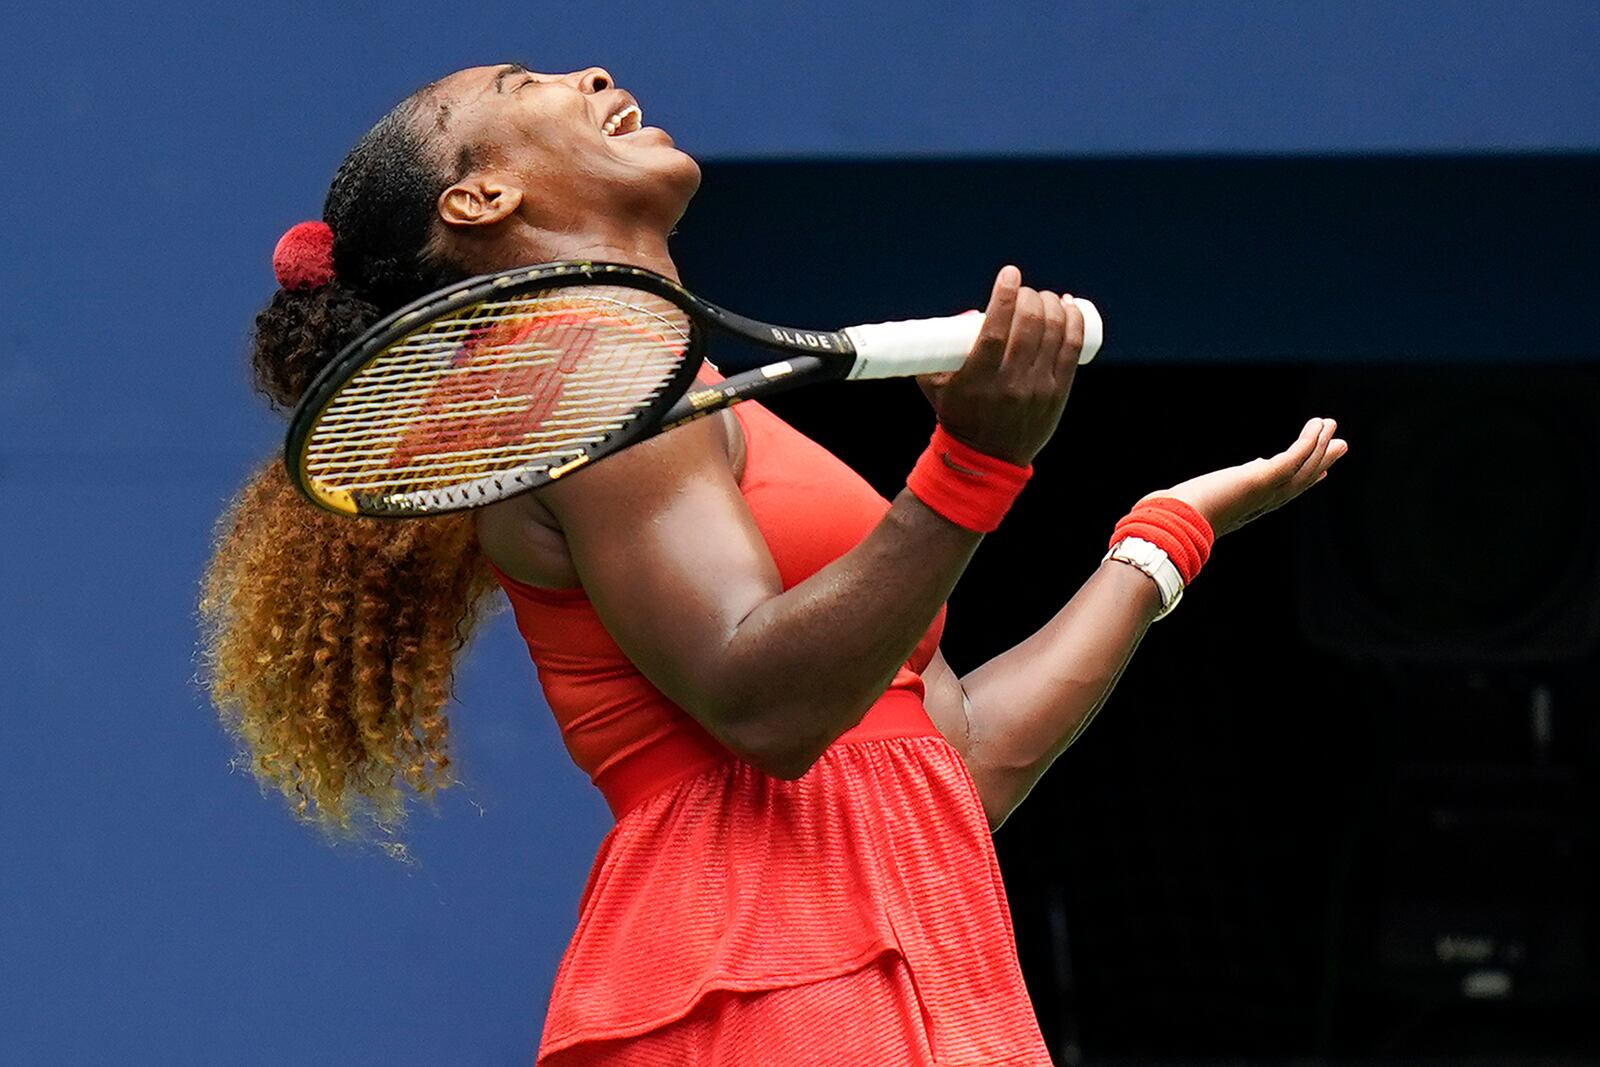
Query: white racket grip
842 298 1102 380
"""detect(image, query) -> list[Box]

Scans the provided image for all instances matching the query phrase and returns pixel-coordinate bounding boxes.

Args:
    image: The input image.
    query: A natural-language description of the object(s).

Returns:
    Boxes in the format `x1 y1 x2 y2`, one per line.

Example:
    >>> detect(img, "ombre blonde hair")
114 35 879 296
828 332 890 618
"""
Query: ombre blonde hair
200 461 495 847
202 82 508 853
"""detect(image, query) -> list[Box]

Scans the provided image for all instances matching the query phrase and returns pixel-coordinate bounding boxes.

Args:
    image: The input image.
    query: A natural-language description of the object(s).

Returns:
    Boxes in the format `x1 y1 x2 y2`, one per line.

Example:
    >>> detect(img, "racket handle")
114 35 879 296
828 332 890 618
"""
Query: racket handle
842 298 1103 380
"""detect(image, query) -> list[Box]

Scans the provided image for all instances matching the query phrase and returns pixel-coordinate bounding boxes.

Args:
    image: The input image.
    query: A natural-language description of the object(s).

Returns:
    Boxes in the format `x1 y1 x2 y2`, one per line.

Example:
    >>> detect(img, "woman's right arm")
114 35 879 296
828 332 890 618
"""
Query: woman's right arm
521 267 1083 779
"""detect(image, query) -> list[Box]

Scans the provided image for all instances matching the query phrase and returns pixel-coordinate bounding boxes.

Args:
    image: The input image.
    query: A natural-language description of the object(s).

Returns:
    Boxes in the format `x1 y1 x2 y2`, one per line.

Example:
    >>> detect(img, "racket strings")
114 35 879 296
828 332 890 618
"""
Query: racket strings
379 293 691 347
301 287 690 501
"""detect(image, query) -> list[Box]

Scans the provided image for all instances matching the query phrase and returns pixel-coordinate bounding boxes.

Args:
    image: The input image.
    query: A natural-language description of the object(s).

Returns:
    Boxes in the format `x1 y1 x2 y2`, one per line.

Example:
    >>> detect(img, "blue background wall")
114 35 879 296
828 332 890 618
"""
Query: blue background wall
3 3 1597 1063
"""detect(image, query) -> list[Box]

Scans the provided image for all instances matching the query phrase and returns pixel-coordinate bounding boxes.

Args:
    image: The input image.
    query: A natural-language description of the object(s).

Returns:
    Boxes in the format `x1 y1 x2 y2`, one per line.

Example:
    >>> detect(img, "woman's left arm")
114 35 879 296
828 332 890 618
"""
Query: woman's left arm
926 417 1348 829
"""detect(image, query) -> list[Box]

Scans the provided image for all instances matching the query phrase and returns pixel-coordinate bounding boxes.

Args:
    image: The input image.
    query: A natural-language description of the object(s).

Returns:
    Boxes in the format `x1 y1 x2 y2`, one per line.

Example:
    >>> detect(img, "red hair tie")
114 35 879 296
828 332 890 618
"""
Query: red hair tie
272 220 335 290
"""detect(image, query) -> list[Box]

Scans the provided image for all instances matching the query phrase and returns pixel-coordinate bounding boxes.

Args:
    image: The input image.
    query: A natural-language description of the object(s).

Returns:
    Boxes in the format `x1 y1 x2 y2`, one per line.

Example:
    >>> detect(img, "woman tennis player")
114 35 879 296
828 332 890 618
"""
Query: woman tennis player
202 65 1346 1065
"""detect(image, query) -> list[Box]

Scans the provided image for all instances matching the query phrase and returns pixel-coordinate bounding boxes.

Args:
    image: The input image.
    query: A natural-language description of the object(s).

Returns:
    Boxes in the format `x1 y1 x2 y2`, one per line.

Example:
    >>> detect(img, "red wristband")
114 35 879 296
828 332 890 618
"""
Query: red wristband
1109 497 1215 585
906 425 1033 533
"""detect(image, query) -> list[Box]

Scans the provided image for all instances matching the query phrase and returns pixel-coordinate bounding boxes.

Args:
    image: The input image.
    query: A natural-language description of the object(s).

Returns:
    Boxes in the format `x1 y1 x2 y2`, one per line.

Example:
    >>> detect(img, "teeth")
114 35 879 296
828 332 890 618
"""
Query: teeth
601 104 642 136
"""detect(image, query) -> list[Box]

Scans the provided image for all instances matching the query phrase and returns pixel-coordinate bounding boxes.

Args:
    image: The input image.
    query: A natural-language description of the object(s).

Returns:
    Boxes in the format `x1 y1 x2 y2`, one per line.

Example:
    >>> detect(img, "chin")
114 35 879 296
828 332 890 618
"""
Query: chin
671 149 702 197
653 147 702 222
610 138 701 228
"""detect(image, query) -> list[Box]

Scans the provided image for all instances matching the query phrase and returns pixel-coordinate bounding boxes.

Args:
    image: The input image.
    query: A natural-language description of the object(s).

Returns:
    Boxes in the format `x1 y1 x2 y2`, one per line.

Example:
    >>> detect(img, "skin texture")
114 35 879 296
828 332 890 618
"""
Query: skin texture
426 64 1348 817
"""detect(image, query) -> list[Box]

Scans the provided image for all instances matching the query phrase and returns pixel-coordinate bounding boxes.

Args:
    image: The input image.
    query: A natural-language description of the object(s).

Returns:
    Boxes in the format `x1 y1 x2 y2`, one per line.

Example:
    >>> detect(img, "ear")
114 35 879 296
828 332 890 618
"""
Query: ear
437 174 524 229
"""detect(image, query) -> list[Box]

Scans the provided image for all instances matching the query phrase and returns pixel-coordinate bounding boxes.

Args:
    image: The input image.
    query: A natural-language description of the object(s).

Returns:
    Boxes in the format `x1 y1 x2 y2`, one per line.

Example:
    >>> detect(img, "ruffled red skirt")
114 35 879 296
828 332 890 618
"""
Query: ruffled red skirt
537 700 1050 1066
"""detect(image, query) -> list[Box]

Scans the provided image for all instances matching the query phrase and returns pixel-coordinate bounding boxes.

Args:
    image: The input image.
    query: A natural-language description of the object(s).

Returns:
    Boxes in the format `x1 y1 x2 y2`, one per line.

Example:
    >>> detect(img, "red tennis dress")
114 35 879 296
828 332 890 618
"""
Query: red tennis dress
493 394 1051 1066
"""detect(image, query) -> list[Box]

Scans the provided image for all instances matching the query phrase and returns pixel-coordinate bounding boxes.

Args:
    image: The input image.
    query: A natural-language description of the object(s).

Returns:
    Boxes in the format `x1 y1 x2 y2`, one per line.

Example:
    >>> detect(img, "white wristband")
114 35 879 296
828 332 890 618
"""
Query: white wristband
1104 536 1185 620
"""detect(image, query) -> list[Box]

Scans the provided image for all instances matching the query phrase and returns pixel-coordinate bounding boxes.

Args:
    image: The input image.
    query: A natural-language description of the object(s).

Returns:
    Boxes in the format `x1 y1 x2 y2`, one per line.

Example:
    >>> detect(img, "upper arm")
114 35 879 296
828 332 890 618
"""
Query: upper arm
923 646 1021 830
920 647 972 759
515 415 787 731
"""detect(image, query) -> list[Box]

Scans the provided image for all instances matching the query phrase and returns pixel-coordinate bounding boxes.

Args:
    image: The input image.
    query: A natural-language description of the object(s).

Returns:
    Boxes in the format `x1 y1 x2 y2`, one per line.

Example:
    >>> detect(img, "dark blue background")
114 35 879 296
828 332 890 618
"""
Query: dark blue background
4 3 1597 1063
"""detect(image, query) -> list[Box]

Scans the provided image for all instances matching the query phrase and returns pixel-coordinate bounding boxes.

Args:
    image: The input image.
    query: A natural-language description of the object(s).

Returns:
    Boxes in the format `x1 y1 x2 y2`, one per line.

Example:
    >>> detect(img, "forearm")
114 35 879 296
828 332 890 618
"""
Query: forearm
960 560 1163 826
709 490 980 773
946 416 1348 825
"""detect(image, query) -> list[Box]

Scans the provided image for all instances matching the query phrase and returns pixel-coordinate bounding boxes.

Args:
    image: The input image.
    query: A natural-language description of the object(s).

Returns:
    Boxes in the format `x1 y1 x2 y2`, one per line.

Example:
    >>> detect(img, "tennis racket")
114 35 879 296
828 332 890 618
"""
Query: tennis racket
286 261 1103 517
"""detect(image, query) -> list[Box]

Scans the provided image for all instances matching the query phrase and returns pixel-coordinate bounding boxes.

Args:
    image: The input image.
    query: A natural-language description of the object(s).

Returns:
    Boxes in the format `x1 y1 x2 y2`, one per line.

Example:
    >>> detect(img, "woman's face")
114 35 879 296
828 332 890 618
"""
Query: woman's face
424 63 701 247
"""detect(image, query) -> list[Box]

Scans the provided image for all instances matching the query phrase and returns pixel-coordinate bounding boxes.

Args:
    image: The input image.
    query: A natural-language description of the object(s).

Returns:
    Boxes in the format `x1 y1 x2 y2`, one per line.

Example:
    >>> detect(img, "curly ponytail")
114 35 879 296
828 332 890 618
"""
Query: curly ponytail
200 85 496 848
249 282 380 411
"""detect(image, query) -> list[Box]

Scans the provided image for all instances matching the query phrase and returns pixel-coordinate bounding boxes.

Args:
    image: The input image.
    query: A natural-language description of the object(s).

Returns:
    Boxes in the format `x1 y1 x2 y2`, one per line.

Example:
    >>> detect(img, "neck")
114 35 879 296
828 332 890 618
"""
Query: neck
507 219 680 282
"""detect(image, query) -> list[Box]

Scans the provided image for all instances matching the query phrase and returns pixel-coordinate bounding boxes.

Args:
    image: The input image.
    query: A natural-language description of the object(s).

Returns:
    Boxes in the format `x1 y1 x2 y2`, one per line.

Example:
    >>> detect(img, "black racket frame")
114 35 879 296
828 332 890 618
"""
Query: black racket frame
286 261 863 517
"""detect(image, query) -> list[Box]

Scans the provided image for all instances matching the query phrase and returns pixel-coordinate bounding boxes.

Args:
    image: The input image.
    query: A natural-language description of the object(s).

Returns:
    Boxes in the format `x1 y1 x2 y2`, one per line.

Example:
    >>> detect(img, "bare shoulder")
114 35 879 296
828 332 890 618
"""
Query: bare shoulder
475 409 746 589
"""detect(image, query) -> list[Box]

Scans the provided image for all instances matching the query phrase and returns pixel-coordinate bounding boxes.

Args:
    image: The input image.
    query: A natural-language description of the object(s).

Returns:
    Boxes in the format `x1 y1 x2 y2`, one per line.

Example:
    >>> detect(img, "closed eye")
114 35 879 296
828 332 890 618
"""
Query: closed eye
492 62 532 93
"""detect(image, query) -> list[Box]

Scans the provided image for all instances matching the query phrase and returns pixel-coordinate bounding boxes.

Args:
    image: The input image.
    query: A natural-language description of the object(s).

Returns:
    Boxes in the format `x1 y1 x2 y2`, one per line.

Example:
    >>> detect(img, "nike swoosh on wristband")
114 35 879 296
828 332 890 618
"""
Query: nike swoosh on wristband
940 452 986 478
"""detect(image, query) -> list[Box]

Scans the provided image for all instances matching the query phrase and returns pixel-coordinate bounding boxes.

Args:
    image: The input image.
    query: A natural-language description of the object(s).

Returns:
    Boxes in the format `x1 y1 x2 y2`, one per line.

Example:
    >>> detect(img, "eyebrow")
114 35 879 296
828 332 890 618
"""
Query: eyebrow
493 62 532 93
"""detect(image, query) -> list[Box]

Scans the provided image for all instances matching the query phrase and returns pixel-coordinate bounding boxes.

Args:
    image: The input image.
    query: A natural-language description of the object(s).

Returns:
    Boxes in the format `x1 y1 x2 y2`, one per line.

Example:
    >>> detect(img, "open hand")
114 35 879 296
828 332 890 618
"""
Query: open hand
1148 417 1348 538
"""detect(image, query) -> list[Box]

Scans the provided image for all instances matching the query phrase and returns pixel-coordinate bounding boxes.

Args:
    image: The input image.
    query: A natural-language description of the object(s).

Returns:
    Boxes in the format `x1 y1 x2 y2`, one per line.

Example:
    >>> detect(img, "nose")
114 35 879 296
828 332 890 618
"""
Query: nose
572 67 613 93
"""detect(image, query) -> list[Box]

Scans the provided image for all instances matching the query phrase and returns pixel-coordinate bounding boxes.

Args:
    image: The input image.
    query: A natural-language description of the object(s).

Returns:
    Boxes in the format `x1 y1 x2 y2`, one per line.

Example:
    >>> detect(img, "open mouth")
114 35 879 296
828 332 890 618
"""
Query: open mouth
601 104 643 136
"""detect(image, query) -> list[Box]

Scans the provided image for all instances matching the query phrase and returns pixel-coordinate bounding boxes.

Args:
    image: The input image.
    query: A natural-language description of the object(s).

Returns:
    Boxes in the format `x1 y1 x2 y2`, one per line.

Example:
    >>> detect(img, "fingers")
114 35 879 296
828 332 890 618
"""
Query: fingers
1276 418 1349 500
970 265 1021 376
1258 417 1323 484
1292 418 1337 484
1314 435 1349 480
1036 290 1066 382
1002 286 1047 378
1054 292 1085 386
1313 437 1349 482
969 268 1089 388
